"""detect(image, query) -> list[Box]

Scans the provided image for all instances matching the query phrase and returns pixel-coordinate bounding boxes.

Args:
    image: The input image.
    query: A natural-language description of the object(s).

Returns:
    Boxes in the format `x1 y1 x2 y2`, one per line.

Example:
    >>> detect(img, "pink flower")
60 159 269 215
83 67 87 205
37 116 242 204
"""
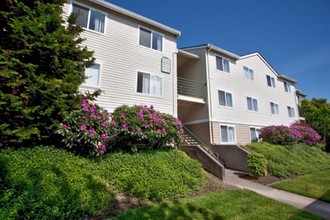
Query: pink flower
121 124 127 129
120 112 125 118
98 145 106 153
101 133 107 140
88 128 95 137
156 129 162 133
173 119 182 127
62 124 68 129
102 121 108 128
96 115 102 120
80 125 87 131
137 127 142 132
111 120 117 125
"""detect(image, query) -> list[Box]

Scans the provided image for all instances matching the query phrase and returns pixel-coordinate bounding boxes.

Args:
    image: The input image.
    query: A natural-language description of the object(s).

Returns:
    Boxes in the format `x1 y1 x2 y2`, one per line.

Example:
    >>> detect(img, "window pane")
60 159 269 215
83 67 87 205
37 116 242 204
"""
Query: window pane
137 72 143 93
216 57 223 71
218 91 225 106
72 4 89 28
223 59 230 72
220 126 228 142
152 32 162 51
267 75 271 86
139 28 151 48
271 78 275 87
247 97 252 110
226 93 233 107
253 99 258 111
84 64 100 87
228 127 235 142
249 69 254 80
150 75 162 96
89 10 105 33
142 73 150 94
250 128 256 142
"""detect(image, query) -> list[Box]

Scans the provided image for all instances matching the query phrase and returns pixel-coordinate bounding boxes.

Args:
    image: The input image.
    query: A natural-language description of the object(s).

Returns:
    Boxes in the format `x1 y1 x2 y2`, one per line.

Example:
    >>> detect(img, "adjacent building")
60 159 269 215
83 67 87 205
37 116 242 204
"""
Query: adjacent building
64 1 304 147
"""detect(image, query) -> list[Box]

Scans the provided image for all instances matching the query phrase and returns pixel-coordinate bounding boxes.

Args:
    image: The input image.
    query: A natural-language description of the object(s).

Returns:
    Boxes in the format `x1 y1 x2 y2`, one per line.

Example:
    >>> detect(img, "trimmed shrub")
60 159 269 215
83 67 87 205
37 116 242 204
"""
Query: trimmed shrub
247 152 268 176
56 98 113 157
0 147 114 219
110 105 184 152
290 122 321 145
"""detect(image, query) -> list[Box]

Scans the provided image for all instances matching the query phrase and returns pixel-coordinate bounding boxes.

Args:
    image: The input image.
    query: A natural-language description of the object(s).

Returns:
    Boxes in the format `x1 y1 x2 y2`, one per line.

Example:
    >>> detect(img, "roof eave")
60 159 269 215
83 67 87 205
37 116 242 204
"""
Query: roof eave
89 0 181 37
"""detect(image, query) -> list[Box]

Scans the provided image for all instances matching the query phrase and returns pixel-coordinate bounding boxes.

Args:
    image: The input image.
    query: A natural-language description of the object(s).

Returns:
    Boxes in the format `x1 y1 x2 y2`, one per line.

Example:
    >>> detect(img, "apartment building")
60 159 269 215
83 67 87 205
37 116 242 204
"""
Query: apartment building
63 0 180 116
178 44 301 146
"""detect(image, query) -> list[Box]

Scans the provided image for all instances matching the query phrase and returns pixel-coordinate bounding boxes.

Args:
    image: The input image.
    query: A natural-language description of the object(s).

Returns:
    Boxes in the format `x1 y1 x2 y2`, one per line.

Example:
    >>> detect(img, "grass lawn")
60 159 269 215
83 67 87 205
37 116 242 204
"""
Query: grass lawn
272 170 330 203
111 190 322 220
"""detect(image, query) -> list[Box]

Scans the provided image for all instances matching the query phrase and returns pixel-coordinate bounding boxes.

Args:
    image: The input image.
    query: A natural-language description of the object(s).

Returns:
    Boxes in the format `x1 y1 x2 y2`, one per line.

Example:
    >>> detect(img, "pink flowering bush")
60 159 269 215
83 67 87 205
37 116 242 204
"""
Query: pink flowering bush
56 98 113 157
110 105 184 152
260 123 321 146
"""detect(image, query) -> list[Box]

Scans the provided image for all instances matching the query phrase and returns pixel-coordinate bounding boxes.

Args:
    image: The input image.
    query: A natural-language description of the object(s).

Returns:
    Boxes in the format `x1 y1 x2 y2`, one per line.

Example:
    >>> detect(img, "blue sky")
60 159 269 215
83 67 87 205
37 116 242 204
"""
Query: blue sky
107 0 330 100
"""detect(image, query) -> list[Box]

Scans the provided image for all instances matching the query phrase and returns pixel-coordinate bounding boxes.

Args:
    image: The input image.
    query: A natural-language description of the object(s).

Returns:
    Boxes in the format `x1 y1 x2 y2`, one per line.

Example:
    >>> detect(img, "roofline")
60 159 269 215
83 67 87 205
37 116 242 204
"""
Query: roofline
178 49 200 59
180 44 240 60
278 75 297 84
240 52 280 77
296 89 307 97
89 0 181 37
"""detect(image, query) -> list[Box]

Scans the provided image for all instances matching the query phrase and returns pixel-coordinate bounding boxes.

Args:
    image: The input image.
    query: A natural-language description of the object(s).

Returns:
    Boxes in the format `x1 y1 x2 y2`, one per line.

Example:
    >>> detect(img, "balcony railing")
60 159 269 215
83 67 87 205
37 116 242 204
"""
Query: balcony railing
177 77 206 99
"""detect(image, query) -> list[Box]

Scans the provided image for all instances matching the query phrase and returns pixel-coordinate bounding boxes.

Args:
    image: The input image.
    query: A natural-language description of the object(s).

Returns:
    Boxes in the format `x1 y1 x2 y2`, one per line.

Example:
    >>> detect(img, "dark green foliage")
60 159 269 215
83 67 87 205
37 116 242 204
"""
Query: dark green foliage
0 0 94 147
325 117 330 152
100 149 206 202
245 142 330 178
300 98 330 138
247 152 267 176
0 147 114 219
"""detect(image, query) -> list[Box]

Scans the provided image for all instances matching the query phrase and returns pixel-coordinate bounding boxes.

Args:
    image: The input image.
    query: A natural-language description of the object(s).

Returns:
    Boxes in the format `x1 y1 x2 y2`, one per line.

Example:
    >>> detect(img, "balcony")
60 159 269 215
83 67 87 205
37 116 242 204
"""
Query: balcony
177 77 206 104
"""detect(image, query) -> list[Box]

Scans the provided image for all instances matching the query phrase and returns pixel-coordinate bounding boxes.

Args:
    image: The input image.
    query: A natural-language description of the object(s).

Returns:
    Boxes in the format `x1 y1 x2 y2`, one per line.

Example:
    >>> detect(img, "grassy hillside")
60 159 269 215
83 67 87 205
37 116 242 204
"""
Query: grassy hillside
0 147 205 219
245 142 330 178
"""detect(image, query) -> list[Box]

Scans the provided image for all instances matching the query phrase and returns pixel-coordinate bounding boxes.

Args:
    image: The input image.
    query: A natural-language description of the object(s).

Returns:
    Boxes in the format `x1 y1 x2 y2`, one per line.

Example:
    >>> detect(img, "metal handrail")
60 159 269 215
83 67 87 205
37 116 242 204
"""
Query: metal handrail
177 77 206 99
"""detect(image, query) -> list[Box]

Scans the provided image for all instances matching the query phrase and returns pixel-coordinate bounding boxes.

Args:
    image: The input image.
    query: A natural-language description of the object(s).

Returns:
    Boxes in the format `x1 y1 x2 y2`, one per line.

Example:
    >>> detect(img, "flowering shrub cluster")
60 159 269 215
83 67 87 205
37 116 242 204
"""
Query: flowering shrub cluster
110 105 184 152
260 122 321 146
57 98 112 157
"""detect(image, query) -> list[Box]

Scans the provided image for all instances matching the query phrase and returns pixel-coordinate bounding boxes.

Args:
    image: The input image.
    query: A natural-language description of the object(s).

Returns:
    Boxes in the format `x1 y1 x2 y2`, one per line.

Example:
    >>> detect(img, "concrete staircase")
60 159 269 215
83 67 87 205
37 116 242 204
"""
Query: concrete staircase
180 126 225 180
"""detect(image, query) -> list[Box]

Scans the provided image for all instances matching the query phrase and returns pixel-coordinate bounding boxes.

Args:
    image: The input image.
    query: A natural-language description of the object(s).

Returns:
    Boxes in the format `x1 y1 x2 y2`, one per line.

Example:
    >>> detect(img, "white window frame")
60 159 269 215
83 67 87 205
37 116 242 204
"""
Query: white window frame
216 56 230 73
284 81 291 93
82 61 102 88
218 90 233 108
266 75 276 88
71 2 106 34
138 26 163 52
250 127 262 142
136 71 163 96
246 96 259 112
270 102 280 115
287 106 295 117
244 66 255 81
219 124 237 144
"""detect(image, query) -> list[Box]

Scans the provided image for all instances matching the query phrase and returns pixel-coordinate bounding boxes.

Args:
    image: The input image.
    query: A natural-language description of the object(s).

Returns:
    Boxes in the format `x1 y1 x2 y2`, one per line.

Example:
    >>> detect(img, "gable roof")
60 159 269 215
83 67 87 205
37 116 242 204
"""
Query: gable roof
180 44 240 60
89 0 181 37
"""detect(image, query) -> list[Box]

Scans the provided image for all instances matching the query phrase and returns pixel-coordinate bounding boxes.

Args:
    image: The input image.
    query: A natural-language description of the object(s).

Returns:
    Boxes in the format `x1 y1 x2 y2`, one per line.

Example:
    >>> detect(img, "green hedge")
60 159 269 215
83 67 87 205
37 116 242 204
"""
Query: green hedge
245 142 330 178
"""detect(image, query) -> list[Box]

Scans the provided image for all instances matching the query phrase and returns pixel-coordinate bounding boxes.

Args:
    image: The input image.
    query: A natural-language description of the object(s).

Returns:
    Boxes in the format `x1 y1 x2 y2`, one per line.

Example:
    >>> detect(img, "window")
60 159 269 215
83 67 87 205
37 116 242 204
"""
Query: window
83 63 101 87
216 56 230 73
139 27 163 51
287 106 295 117
284 81 291 93
137 72 162 96
72 3 105 33
247 97 258 112
250 127 261 142
270 102 279 115
266 75 276 87
244 66 254 80
220 125 236 143
218 90 233 107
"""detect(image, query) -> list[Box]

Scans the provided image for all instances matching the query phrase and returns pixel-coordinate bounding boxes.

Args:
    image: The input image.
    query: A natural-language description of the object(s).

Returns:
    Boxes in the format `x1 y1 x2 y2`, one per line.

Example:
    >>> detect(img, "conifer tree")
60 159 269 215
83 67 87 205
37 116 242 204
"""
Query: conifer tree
0 0 94 147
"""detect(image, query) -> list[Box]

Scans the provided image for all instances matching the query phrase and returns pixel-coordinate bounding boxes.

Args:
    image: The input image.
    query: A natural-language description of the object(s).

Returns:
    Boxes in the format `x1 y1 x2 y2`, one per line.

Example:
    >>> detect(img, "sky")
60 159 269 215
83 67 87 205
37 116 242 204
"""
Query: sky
106 0 330 100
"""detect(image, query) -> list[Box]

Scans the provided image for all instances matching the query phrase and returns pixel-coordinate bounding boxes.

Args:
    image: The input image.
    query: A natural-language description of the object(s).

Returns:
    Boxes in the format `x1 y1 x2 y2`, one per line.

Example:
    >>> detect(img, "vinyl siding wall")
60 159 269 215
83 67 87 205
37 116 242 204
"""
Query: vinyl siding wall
63 1 178 115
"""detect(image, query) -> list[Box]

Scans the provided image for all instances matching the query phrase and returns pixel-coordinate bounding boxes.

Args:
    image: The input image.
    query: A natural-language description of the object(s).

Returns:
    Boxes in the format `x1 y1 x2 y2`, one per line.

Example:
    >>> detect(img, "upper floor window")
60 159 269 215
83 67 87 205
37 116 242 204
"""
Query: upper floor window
247 97 258 112
266 75 276 87
284 81 291 93
218 90 233 107
72 3 105 33
139 27 163 51
83 63 101 87
216 56 230 73
137 72 162 96
287 106 295 117
270 102 279 115
244 66 254 80
220 125 236 143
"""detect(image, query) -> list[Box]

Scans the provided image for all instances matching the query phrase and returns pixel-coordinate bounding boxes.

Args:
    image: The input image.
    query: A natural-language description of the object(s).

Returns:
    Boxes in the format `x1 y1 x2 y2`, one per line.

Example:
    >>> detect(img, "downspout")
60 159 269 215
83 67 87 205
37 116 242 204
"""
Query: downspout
173 50 178 117
206 46 215 145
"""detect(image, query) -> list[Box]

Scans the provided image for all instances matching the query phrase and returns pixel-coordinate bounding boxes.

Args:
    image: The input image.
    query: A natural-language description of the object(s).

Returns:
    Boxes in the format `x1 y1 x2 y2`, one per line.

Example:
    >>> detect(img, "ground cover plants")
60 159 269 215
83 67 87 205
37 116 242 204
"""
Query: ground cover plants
245 142 330 178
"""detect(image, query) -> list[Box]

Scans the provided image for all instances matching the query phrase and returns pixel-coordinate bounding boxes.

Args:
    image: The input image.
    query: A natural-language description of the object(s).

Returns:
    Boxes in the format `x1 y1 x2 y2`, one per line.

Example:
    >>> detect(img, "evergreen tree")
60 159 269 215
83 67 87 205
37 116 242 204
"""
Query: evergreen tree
0 0 94 147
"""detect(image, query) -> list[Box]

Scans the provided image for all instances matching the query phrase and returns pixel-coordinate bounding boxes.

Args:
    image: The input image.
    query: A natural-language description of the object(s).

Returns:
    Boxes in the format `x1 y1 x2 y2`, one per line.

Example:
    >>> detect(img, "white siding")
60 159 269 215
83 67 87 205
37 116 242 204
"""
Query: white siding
208 53 299 127
63 1 178 116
